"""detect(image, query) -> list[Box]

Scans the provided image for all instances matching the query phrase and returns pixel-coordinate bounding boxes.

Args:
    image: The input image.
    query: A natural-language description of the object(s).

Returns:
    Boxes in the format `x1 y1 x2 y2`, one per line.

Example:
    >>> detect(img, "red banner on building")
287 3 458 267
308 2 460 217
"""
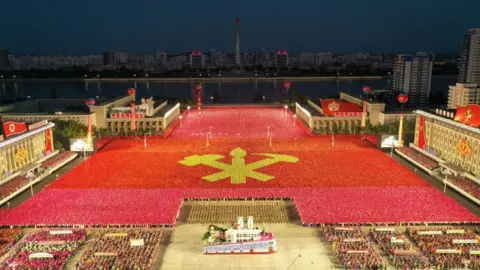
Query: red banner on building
361 102 367 128
418 116 426 149
454 104 480 127
2 121 28 138
45 128 54 155
87 115 93 145
130 103 136 131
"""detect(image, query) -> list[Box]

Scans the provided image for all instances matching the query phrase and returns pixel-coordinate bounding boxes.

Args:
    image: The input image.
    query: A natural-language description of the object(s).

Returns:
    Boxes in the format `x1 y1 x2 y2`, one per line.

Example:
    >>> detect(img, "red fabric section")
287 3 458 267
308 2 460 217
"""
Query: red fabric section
45 129 54 154
2 121 27 138
49 138 428 189
320 99 362 116
169 107 308 139
0 187 478 226
417 116 426 149
454 104 480 127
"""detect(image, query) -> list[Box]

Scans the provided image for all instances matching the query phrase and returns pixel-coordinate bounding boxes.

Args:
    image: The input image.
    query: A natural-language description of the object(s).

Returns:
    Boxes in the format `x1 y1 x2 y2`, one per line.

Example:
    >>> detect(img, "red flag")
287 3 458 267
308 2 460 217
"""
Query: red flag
2 121 27 138
131 103 136 131
417 116 426 149
45 129 54 155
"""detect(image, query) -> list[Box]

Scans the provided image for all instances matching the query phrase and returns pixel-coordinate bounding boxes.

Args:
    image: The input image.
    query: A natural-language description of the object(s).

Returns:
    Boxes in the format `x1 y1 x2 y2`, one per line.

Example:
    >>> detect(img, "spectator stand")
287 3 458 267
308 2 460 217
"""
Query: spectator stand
322 226 387 270
395 146 439 175
370 227 430 269
0 151 77 207
443 175 480 205
76 229 163 270
409 143 445 164
0 229 23 257
40 151 78 174
2 229 86 269
407 226 480 269
435 164 480 205
0 172 48 206
34 150 59 165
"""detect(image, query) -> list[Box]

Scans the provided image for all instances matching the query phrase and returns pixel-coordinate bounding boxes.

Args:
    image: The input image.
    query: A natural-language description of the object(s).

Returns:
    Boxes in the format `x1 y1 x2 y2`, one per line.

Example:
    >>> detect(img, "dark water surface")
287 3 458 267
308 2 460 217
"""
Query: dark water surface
0 77 456 104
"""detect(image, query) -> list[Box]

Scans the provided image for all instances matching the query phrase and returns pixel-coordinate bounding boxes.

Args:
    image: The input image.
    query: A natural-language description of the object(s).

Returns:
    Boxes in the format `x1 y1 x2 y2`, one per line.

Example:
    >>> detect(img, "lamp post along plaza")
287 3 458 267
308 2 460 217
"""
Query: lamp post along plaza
293 114 297 126
179 115 184 128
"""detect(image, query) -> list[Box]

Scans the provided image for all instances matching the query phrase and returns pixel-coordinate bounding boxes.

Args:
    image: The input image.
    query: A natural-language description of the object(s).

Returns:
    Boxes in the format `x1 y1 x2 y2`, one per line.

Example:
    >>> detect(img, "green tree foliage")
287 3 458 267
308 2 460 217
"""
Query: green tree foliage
52 120 88 150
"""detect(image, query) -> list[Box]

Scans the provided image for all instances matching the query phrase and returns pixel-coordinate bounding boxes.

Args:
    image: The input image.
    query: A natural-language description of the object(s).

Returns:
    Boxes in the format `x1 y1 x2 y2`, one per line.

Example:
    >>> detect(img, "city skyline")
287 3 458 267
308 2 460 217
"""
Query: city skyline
1 0 479 55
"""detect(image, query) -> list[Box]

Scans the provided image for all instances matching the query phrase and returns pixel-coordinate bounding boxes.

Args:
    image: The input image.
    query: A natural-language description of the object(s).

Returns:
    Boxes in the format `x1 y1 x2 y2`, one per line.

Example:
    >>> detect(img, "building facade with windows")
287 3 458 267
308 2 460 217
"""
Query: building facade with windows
459 28 480 84
413 109 480 176
448 83 480 108
392 53 433 108
0 95 180 134
0 121 55 180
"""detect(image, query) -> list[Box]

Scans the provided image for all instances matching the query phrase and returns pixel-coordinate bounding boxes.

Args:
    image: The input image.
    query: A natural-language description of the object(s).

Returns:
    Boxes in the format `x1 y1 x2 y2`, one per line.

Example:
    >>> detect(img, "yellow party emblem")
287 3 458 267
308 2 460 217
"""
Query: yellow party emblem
15 147 28 163
179 147 299 184
456 138 471 158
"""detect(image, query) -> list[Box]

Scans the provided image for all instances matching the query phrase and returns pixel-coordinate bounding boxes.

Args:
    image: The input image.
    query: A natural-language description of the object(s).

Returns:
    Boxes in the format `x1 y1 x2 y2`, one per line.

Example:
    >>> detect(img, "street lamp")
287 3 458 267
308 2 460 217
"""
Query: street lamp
134 74 136 77
179 115 183 127
84 74 87 77
97 74 100 78
187 106 191 115
13 75 16 78
146 74 149 77
293 114 297 126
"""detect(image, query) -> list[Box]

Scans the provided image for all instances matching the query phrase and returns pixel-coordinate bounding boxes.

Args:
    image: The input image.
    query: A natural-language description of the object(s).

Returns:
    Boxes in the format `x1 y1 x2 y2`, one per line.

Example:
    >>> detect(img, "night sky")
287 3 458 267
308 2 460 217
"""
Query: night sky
2 0 479 55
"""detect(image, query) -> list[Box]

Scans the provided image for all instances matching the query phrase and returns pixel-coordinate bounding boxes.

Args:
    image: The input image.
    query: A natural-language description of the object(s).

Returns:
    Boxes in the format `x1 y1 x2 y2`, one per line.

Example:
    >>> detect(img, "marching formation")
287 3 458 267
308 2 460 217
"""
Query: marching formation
187 201 289 224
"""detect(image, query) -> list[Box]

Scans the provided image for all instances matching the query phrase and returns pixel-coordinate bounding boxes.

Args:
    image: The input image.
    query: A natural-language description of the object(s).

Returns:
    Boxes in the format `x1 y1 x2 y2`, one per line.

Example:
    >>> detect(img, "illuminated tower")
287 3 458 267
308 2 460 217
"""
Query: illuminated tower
235 17 242 72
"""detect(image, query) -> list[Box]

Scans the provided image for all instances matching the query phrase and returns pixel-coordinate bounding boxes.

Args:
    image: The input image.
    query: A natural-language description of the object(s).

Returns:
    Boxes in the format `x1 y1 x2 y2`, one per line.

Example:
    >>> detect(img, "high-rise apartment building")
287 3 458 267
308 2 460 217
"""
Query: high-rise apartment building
448 83 480 108
274 50 289 69
392 52 433 108
0 48 9 70
190 51 205 70
459 28 480 84
102 52 116 66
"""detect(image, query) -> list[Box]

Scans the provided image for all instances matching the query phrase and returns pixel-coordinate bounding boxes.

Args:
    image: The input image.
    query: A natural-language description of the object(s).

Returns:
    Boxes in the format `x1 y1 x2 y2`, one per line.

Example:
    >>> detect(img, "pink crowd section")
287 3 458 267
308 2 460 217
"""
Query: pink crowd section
169 107 309 139
0 187 478 226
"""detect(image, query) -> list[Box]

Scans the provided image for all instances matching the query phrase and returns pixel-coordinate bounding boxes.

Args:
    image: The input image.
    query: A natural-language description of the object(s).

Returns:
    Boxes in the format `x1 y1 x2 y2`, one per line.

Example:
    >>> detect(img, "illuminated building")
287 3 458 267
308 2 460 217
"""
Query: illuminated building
190 51 205 70
0 120 54 180
413 106 480 177
274 50 289 69
392 53 433 107
459 28 480 84
0 95 180 135
295 93 415 132
448 83 480 108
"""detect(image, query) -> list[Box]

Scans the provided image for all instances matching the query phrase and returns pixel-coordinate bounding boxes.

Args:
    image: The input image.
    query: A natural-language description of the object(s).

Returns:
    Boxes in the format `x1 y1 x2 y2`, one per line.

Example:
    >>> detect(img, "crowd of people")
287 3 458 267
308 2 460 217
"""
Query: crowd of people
76 230 162 270
294 186 478 224
323 226 386 269
41 151 77 170
0 175 30 201
446 175 480 200
2 229 86 269
0 189 182 226
370 228 430 269
407 227 479 269
397 147 439 170
187 201 289 223
0 229 23 256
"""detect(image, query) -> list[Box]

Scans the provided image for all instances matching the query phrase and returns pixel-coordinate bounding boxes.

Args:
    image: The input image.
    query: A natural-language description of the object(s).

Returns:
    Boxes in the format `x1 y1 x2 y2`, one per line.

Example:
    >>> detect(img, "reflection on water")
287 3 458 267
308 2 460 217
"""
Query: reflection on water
0 77 456 104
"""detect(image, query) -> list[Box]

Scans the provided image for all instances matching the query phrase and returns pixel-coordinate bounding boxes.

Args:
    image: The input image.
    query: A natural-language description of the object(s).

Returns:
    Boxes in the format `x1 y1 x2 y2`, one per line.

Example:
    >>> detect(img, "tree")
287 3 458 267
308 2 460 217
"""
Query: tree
52 120 88 150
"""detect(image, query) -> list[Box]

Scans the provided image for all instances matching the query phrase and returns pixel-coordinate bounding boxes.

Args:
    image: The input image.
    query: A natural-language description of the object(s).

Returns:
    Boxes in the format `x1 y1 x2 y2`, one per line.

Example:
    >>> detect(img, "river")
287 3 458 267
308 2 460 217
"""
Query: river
0 76 456 104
